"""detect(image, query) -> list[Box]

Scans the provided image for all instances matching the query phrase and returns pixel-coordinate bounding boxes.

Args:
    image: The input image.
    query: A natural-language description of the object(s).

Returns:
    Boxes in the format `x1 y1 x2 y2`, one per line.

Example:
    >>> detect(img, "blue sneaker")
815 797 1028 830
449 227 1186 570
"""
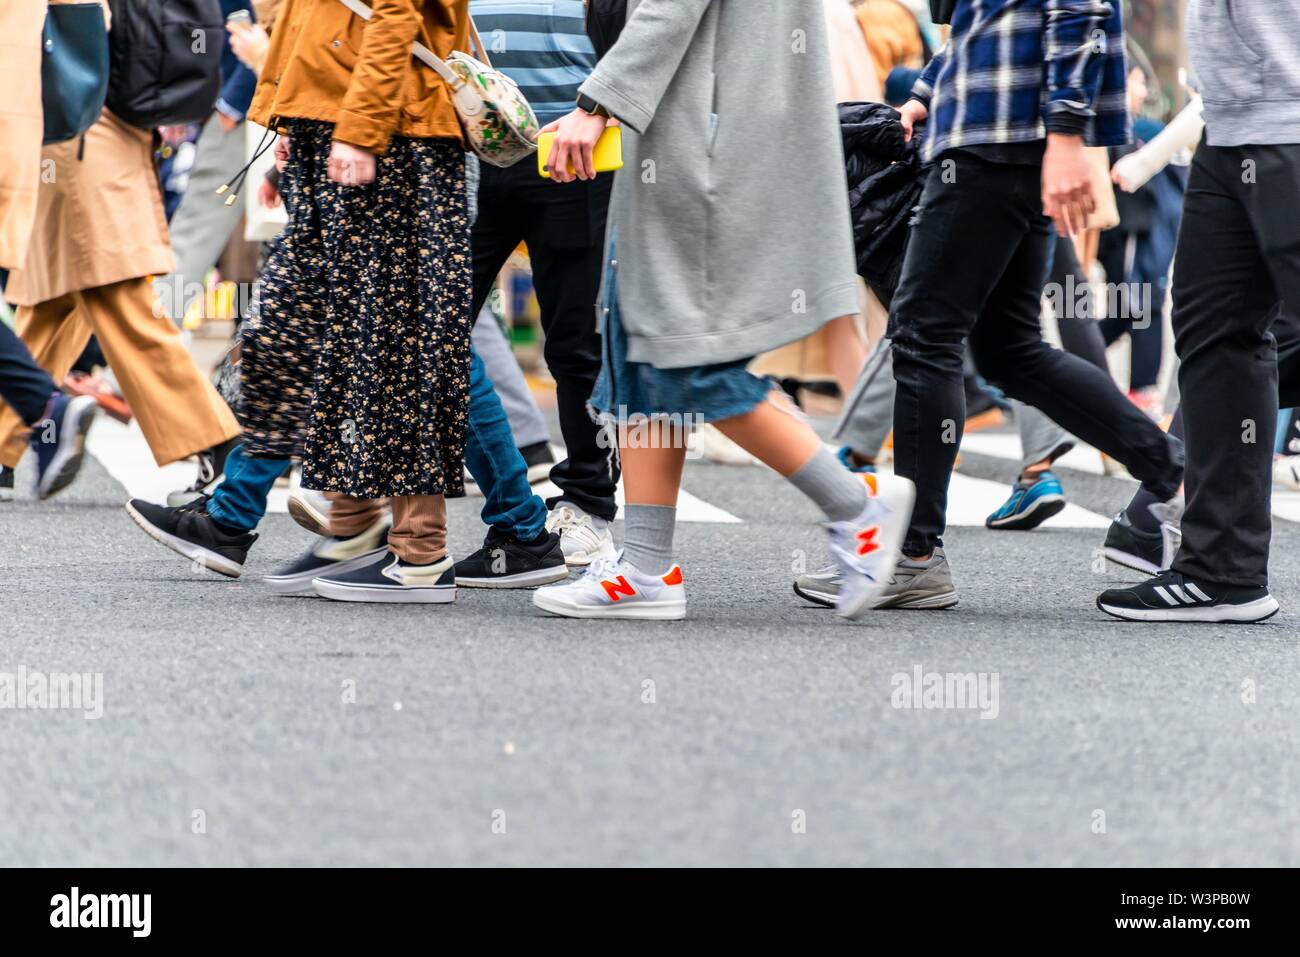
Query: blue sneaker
836 445 877 474
985 470 1066 530
30 393 98 500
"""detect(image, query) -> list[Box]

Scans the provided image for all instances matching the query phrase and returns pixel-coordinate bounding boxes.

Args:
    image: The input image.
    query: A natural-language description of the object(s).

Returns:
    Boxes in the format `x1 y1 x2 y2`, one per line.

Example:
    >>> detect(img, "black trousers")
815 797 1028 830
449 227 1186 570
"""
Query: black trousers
472 161 618 520
889 153 1183 556
1170 142 1300 587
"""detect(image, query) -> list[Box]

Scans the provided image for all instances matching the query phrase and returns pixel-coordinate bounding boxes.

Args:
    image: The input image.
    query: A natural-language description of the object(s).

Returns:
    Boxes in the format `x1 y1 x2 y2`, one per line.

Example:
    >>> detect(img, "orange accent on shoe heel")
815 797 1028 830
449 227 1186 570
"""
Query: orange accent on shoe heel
861 473 879 496
661 566 683 586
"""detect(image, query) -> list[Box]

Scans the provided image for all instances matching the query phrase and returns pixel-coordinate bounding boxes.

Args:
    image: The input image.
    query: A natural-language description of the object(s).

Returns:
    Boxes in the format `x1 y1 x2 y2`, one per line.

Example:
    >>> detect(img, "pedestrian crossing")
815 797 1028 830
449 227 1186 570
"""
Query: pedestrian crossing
961 431 1300 524
86 417 1120 528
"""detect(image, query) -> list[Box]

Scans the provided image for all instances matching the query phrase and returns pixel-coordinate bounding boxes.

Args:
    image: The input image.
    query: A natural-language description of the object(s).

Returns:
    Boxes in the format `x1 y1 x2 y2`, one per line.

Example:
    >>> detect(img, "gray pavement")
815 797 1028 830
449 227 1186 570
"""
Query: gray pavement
2 428 1300 866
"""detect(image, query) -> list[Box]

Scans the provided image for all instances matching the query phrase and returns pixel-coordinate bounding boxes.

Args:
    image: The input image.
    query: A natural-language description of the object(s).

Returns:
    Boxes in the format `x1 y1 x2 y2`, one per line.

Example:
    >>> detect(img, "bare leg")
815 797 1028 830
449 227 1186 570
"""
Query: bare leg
619 423 687 505
824 313 868 400
712 394 822 476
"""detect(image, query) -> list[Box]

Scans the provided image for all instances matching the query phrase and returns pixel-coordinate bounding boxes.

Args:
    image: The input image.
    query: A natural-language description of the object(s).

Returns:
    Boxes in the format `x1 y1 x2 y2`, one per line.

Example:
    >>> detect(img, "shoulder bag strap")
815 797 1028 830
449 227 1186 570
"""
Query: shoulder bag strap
334 0 470 87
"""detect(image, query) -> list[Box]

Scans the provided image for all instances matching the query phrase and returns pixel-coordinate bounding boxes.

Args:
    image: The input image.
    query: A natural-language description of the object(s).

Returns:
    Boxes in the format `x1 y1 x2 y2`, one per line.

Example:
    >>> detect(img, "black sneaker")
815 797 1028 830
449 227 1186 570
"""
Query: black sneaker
313 552 457 604
263 514 392 596
125 495 257 578
1097 571 1279 623
1102 510 1165 575
455 528 568 588
519 441 556 485
166 436 240 507
0 465 14 502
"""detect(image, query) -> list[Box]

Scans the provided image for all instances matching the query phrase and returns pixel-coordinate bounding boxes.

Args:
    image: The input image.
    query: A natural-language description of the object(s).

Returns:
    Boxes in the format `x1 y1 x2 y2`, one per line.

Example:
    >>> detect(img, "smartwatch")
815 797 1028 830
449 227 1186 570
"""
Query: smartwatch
576 93 609 119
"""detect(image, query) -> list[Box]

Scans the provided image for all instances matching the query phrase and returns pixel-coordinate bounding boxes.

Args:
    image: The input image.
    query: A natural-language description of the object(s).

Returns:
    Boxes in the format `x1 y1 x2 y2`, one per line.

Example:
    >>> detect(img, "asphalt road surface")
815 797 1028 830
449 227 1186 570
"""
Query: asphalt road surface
3 421 1299 867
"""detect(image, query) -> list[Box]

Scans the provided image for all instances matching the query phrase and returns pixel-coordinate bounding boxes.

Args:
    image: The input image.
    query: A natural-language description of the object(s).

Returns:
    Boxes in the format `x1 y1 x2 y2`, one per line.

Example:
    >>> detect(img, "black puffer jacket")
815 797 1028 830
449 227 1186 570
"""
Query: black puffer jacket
840 102 926 300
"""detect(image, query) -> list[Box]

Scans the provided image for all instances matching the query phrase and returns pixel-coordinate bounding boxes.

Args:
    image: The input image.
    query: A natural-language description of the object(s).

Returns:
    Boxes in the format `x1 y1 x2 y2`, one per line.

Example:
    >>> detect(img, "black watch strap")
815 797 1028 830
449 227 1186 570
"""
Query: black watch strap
576 93 609 118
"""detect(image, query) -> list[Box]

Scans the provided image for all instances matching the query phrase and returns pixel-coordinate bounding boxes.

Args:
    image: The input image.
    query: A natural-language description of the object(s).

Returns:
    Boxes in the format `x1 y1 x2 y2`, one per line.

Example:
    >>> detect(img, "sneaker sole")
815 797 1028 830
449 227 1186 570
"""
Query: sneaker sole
795 582 959 610
312 579 457 604
532 590 686 620
457 564 571 589
793 582 836 608
875 588 960 610
1103 545 1162 577
263 547 390 596
37 396 98 500
125 501 244 578
837 476 916 620
985 495 1066 530
1096 594 1280 623
287 494 331 537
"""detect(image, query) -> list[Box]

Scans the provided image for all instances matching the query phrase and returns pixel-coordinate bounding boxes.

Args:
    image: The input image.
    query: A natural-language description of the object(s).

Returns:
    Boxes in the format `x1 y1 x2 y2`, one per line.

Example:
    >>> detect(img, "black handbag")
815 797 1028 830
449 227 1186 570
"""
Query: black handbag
586 0 626 61
929 0 958 25
105 0 224 129
41 3 110 145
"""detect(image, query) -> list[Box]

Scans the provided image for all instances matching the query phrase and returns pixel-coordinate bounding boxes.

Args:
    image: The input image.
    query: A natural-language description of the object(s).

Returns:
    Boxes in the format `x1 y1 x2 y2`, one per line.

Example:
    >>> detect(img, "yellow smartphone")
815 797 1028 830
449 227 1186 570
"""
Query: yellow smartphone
538 125 624 179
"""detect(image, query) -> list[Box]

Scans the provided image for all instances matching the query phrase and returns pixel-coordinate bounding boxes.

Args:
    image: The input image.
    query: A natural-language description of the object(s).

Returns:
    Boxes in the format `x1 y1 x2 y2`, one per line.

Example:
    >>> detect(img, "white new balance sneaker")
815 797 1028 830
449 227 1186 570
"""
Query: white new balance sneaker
825 472 915 620
532 554 686 620
546 502 617 566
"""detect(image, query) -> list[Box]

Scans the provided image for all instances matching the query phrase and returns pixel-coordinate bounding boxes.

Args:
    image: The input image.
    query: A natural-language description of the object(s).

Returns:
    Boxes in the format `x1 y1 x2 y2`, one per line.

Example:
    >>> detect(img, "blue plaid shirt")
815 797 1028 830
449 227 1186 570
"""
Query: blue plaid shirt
911 0 1131 161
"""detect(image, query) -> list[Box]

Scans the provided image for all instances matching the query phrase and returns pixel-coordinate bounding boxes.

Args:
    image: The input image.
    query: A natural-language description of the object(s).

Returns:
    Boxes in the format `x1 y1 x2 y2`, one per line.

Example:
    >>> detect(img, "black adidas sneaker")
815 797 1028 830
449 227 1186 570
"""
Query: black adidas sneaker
455 528 568 588
1097 571 1279 623
126 495 257 578
1102 510 1165 575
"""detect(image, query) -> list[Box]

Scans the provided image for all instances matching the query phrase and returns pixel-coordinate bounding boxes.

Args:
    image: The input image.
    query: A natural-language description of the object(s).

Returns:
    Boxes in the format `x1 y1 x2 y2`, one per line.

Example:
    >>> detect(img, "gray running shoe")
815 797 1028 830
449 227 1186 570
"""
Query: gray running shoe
794 548 959 610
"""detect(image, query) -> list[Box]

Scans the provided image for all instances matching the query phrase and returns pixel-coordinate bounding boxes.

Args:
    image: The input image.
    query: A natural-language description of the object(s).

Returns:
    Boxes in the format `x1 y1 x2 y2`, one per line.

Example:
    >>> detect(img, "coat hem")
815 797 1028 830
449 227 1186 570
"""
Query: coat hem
622 280 861 370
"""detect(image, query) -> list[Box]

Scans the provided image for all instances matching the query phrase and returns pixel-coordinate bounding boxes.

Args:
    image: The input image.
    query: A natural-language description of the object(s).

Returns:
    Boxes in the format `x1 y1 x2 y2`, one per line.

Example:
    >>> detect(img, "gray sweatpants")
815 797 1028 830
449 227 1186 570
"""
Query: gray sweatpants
834 336 1073 474
154 112 248 323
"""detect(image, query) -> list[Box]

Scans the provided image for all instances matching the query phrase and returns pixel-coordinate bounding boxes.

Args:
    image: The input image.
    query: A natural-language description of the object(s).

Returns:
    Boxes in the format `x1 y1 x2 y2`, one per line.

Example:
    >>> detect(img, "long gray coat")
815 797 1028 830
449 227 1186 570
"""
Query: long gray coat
580 0 859 369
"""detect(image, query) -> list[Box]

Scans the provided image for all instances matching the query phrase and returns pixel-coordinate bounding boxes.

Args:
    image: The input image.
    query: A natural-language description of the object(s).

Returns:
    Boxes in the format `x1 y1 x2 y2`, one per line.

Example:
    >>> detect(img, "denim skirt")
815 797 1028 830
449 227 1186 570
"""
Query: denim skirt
589 243 773 424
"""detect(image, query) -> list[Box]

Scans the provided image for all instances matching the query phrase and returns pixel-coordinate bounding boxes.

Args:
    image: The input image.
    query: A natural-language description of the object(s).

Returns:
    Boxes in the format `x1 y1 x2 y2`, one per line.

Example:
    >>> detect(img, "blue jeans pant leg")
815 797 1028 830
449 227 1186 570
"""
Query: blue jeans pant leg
465 347 548 541
207 444 290 531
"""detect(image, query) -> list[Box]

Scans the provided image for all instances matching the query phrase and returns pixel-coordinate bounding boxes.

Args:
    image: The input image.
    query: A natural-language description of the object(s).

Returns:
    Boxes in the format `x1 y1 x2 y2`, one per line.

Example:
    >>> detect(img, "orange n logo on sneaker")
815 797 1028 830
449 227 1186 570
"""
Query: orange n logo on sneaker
601 576 637 601
856 525 881 556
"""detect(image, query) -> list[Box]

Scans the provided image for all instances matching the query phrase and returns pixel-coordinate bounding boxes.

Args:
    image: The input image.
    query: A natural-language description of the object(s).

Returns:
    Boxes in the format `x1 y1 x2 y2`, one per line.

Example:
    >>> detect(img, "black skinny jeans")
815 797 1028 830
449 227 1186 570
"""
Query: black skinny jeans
889 152 1183 557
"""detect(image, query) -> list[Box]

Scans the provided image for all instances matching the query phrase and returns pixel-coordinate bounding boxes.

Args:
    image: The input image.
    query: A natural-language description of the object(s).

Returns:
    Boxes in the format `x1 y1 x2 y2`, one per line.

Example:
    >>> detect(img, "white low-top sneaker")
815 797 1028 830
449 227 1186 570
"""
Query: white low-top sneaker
825 472 915 620
287 486 333 537
533 554 686 620
546 502 617 566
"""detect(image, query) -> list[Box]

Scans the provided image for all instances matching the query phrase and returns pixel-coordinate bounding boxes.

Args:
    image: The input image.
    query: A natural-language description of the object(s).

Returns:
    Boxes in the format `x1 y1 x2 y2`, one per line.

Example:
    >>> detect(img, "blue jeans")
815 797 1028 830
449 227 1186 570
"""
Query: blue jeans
207 351 546 541
208 444 288 531
466 348 548 541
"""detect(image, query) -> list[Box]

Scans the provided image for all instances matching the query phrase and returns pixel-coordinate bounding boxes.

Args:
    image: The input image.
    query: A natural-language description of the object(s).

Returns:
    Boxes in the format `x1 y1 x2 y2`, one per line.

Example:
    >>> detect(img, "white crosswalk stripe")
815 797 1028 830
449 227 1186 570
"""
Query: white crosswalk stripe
84 420 1118 528
961 431 1300 525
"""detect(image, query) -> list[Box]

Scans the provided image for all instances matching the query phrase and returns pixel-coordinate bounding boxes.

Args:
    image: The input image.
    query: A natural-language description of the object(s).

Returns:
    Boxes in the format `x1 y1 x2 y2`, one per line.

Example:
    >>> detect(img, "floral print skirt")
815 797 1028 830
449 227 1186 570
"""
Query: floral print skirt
238 120 472 498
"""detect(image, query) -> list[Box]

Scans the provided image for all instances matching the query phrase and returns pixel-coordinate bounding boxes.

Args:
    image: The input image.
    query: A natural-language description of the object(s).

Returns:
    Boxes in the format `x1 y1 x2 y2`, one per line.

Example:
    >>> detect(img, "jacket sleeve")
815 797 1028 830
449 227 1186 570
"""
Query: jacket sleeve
577 0 714 134
335 0 427 153
217 62 259 120
1043 0 1115 136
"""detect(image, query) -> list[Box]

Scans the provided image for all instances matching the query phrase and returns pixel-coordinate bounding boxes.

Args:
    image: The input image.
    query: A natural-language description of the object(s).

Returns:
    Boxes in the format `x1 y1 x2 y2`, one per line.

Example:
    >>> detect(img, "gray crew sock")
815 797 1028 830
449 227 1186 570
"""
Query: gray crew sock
621 503 677 575
789 446 869 523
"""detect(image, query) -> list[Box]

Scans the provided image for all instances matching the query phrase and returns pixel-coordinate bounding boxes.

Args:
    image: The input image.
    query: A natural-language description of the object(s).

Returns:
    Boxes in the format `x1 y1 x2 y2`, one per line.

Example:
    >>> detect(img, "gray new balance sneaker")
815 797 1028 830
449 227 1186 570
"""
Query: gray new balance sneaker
794 548 959 610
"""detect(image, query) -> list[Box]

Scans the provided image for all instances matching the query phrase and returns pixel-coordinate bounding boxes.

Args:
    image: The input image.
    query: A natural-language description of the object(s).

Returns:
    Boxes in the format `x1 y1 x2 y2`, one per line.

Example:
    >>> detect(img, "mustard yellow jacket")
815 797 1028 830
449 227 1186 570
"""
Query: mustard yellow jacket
249 0 468 153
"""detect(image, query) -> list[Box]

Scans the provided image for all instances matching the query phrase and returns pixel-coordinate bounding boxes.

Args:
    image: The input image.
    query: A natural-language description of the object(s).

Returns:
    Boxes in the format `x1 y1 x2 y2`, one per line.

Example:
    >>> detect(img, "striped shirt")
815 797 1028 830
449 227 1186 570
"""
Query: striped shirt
911 0 1131 162
470 0 598 125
